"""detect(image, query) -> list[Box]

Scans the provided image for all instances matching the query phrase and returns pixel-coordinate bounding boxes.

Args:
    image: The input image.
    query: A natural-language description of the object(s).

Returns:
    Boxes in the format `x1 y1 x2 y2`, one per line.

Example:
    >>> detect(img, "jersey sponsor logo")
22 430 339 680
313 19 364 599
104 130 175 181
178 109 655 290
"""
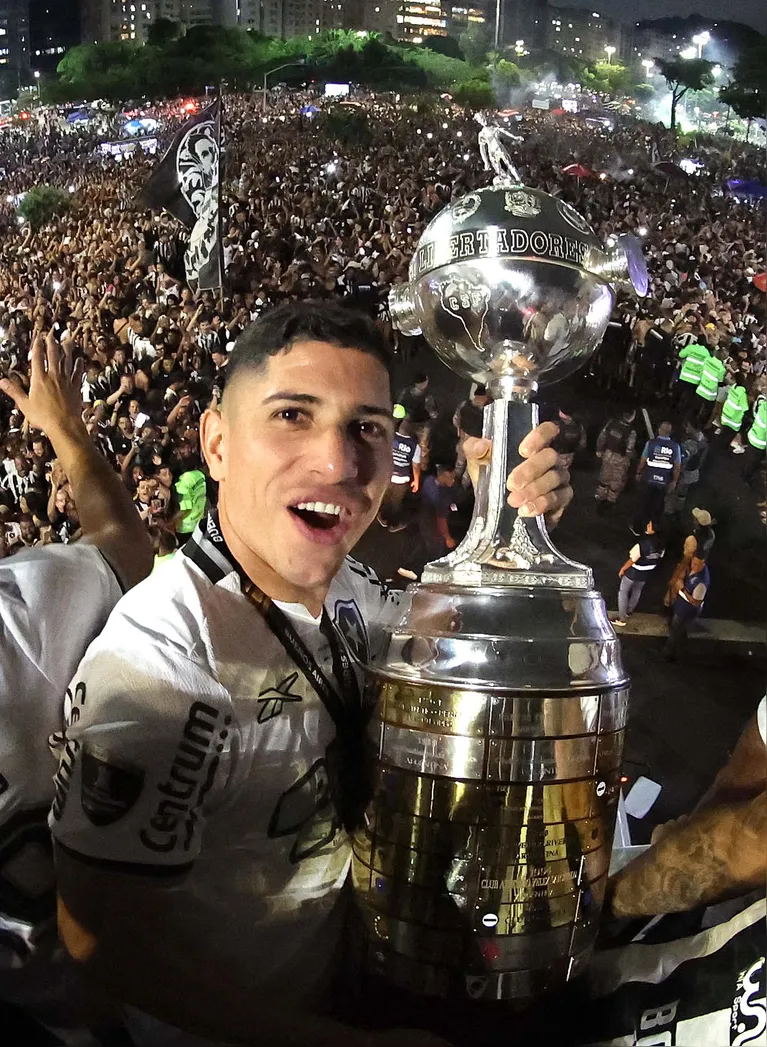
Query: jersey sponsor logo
333 599 368 664
81 747 144 827
267 757 341 864
731 957 766 1046
50 682 88 823
257 671 303 724
139 701 229 854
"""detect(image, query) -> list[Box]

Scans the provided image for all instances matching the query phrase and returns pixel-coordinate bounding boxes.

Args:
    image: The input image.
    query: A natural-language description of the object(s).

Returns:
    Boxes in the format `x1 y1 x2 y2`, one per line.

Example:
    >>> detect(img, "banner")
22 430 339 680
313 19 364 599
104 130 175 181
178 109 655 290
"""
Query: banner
137 99 222 290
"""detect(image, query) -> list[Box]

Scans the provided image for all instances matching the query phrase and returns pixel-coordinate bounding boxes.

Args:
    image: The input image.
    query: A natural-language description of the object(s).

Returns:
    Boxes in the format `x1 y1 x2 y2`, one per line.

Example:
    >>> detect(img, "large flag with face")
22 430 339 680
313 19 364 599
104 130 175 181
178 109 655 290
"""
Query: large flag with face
137 99 222 290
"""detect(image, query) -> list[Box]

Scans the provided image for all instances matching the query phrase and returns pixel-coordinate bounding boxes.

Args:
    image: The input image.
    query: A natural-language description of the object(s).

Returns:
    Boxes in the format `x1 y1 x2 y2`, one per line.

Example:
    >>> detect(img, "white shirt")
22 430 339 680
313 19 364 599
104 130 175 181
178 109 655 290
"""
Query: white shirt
0 544 123 968
49 531 400 1013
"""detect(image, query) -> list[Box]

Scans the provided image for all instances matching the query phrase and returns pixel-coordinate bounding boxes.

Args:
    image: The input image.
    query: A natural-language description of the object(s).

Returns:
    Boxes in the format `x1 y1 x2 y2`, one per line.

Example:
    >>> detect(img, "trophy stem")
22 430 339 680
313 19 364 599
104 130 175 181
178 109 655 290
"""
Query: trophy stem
423 397 592 589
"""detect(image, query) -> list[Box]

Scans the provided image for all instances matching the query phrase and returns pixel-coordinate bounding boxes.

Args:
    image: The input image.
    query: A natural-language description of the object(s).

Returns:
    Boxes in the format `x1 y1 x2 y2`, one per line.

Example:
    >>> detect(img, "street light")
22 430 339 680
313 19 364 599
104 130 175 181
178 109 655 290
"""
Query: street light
33 69 40 101
604 45 616 64
262 59 305 112
712 64 722 78
692 30 710 58
641 58 654 77
680 46 697 60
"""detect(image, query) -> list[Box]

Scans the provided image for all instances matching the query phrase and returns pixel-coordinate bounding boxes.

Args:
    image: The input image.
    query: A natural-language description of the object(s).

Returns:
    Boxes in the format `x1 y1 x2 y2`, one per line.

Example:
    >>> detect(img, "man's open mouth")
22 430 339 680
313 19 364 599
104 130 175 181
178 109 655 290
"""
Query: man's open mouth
288 501 344 532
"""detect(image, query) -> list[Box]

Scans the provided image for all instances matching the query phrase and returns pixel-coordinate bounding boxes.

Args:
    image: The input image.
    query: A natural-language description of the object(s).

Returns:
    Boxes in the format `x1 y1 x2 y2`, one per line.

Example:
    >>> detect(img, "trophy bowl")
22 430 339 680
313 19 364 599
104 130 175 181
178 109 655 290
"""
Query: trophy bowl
353 127 647 1008
389 184 646 397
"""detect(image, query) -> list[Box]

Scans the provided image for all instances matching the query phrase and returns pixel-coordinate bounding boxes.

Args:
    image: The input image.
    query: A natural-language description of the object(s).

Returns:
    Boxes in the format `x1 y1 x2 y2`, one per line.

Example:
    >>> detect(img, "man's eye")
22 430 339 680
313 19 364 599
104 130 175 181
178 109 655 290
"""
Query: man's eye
355 421 387 440
274 408 305 423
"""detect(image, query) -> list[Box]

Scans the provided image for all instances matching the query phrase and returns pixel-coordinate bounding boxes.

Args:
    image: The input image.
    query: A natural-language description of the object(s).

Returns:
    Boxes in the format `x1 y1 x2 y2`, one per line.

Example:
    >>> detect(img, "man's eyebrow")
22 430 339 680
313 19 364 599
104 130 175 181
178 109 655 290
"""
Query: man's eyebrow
262 392 392 419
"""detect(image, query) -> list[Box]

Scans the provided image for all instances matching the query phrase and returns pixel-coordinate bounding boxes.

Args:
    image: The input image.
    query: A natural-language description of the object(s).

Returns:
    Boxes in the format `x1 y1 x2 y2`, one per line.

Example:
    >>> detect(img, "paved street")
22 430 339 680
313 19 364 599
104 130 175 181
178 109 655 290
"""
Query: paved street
353 348 766 841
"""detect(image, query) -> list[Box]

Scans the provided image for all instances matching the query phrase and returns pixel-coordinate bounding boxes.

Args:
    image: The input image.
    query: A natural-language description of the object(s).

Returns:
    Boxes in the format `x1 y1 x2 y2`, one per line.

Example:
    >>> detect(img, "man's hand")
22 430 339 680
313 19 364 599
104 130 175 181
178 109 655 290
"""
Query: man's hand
0 331 84 439
464 421 573 528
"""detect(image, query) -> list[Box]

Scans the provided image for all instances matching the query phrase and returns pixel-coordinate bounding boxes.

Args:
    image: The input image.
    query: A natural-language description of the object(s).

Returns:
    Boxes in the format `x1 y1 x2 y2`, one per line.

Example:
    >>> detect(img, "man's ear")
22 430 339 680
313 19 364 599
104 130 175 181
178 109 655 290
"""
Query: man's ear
200 404 226 482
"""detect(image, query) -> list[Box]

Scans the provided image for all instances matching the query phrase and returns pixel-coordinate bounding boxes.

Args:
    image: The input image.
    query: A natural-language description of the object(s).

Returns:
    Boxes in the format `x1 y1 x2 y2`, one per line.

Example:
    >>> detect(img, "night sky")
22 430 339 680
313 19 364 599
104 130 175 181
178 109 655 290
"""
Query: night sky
559 0 765 33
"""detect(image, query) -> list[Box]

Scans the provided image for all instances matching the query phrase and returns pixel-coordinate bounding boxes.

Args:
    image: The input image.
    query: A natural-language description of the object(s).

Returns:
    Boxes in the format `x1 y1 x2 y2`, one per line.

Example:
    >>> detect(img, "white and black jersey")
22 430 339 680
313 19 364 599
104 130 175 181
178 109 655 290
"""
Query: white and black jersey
50 517 401 1028
0 469 34 508
0 544 123 968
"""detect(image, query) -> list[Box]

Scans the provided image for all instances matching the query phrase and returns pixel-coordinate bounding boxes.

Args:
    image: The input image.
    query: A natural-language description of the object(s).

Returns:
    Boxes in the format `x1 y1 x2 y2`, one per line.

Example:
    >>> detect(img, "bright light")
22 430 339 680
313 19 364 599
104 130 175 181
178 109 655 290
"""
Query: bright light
456 131 462 137
53 281 61 292
599 172 608 180
442 122 448 129
33 70 40 79
680 46 697 60
712 64 722 77
606 235 616 247
604 45 616 63
426 132 433 139
325 162 337 173
638 225 648 236
5 195 12 203
463 153 470 160
641 59 654 75
627 168 634 175
68 184 75 193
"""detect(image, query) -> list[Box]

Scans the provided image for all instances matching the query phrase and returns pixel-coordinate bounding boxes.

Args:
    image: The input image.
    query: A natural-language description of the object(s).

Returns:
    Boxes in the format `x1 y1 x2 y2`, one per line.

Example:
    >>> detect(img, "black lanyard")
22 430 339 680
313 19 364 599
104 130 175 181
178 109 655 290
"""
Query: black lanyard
194 511 362 737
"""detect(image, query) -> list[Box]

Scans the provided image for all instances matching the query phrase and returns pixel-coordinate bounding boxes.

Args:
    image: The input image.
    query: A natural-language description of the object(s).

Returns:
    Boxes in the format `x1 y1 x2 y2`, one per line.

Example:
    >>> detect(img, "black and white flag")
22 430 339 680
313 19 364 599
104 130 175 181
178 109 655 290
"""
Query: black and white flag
138 99 222 290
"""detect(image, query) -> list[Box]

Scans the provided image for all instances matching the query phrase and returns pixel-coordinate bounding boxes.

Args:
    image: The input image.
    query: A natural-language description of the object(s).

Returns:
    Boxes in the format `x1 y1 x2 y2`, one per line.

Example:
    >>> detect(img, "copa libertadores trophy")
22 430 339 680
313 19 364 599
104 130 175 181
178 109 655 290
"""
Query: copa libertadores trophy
352 116 648 1005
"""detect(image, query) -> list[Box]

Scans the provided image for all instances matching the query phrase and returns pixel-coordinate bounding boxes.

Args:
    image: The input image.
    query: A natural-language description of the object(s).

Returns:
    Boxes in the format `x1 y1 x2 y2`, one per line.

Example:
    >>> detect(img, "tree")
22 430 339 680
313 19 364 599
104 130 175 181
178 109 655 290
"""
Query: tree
493 58 520 88
633 83 655 103
424 35 463 61
655 56 714 134
18 186 70 230
719 82 764 142
452 77 495 108
459 24 491 67
146 17 180 47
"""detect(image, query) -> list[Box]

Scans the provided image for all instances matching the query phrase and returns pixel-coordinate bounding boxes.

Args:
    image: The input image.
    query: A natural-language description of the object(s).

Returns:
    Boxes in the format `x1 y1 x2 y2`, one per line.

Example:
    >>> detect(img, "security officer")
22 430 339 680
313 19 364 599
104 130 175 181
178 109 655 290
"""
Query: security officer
634 421 681 534
613 518 665 627
674 339 710 418
378 405 421 531
721 382 749 451
694 350 726 428
743 394 766 486
663 553 710 661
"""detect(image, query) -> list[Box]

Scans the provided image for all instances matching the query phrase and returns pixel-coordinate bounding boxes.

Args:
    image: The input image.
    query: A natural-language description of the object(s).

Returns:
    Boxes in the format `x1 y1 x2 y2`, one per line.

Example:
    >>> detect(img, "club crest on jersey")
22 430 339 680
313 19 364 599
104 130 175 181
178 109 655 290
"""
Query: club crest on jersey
81 746 144 827
257 671 303 724
333 599 368 663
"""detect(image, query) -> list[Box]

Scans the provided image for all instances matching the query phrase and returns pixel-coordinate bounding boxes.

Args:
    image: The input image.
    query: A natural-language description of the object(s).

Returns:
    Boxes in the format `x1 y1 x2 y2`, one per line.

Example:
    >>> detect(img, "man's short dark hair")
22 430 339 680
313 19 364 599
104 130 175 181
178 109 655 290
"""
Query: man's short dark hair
223 300 393 398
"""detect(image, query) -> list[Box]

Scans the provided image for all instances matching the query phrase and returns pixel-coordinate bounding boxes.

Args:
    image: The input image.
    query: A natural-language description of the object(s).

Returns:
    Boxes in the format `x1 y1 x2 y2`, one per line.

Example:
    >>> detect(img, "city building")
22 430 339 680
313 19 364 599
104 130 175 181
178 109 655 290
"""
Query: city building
29 0 79 72
0 0 31 97
395 0 448 42
545 6 625 66
499 0 546 52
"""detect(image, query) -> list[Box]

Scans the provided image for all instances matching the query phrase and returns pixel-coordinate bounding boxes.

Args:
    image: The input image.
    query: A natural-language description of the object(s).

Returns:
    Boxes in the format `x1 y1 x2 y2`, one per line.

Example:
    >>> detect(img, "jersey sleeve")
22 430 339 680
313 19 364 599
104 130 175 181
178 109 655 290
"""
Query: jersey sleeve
672 443 682 465
49 622 236 878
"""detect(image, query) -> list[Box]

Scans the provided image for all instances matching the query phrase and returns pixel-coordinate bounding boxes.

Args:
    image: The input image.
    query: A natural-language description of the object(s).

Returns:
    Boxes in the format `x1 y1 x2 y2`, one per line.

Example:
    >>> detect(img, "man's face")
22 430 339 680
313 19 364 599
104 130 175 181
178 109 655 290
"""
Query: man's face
20 518 37 543
137 478 157 504
203 341 393 598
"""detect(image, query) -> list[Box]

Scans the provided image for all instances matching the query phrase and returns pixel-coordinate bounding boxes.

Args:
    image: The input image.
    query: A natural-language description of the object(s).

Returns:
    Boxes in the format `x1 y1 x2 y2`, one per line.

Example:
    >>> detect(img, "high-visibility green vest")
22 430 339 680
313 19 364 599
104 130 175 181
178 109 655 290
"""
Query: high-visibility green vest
721 386 749 432
695 356 726 401
747 397 767 450
175 469 208 534
678 343 710 385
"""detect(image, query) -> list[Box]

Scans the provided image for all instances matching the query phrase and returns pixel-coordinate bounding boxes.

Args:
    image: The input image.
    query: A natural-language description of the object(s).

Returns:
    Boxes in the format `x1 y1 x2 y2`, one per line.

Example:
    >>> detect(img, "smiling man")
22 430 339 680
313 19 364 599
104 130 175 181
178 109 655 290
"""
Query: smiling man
50 300 572 1047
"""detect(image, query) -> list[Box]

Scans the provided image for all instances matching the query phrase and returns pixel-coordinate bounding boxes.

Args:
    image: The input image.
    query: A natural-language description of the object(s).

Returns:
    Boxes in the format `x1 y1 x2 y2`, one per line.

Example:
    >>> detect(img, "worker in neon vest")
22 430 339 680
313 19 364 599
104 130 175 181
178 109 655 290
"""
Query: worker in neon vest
743 394 766 488
694 351 726 429
674 339 710 419
721 383 750 455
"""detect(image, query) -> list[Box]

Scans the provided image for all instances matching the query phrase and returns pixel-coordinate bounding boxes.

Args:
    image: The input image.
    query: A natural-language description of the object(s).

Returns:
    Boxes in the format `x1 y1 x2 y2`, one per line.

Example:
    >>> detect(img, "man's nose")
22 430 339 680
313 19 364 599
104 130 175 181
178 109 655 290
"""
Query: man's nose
306 426 359 483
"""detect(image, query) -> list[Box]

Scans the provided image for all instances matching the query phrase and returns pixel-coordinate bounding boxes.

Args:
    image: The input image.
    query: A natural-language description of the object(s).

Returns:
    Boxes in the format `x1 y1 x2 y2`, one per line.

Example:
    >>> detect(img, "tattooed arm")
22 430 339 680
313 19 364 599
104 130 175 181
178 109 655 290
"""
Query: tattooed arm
607 792 766 918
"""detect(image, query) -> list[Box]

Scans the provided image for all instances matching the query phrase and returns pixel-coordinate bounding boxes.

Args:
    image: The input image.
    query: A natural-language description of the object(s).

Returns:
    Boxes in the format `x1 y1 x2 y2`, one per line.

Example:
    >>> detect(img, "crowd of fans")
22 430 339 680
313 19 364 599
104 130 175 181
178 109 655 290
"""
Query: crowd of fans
0 90 763 567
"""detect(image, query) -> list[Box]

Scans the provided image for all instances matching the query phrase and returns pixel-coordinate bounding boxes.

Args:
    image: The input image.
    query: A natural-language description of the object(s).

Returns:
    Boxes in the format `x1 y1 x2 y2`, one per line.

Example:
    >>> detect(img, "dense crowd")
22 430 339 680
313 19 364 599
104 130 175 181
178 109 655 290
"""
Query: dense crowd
0 90 764 565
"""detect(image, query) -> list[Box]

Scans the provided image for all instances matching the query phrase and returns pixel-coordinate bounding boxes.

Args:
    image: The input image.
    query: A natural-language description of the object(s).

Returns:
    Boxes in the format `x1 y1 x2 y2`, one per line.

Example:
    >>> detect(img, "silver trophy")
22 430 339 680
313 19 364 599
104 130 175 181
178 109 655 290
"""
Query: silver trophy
353 121 648 1003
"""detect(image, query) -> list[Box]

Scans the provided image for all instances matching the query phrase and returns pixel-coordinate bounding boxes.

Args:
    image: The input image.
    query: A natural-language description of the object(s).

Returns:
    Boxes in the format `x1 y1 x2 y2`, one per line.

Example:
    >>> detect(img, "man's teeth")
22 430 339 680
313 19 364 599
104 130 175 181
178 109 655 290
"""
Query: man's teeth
294 502 342 516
